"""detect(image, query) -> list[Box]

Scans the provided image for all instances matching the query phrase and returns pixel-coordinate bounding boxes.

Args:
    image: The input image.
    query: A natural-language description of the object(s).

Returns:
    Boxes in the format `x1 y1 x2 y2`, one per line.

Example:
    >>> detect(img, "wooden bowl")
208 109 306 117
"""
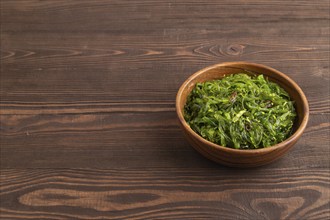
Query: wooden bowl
176 62 309 167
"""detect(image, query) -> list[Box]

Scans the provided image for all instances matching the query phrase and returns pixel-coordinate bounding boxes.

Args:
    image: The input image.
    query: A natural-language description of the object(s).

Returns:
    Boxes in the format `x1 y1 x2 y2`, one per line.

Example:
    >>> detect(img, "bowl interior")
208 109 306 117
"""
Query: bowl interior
177 62 309 149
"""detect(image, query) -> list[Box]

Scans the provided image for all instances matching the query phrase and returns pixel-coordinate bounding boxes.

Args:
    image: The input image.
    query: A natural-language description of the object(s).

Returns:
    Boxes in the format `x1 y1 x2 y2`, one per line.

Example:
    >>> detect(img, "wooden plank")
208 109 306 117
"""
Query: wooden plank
1 0 329 33
1 113 328 169
0 168 329 219
1 50 329 115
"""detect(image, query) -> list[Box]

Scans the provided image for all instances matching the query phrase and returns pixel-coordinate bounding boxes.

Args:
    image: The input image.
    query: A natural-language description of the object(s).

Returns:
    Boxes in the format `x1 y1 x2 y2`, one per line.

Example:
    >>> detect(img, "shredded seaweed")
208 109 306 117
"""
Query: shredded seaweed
184 73 296 149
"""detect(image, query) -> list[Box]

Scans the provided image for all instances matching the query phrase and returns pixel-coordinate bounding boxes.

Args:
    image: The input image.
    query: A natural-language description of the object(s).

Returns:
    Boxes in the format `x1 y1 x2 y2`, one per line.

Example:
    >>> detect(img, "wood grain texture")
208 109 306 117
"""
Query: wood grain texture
1 0 329 219
1 168 329 219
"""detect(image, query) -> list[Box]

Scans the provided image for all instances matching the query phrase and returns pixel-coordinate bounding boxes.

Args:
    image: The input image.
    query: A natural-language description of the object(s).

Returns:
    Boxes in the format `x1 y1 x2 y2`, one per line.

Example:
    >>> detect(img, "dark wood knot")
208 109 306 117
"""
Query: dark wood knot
226 44 244 56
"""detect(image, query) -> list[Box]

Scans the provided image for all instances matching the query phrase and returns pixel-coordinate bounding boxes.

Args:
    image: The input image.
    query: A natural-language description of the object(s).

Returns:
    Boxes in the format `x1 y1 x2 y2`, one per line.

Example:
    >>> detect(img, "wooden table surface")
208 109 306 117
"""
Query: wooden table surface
1 0 329 219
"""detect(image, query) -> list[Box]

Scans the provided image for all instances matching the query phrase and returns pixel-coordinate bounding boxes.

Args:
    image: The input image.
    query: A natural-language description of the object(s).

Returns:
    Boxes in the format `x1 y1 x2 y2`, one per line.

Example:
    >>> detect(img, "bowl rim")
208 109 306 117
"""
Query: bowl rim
176 61 309 154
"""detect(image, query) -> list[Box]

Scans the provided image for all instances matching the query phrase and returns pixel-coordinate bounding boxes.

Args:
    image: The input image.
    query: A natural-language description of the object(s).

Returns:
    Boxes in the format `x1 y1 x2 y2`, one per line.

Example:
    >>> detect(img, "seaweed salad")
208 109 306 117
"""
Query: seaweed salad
184 73 296 149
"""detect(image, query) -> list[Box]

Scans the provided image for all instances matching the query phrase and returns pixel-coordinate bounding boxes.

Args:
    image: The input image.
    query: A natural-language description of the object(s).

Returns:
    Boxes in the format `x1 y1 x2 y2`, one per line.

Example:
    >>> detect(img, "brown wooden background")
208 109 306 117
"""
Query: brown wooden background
1 0 329 219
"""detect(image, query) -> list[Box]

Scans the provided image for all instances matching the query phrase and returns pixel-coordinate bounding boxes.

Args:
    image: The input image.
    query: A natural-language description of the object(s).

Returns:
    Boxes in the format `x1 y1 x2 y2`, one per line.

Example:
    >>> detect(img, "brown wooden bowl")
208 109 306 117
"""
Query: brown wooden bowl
176 62 309 167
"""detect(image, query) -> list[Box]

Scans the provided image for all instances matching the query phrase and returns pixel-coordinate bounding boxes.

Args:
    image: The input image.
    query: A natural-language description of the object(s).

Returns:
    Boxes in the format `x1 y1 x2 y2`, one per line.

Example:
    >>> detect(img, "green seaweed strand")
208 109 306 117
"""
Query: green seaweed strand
184 73 296 149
